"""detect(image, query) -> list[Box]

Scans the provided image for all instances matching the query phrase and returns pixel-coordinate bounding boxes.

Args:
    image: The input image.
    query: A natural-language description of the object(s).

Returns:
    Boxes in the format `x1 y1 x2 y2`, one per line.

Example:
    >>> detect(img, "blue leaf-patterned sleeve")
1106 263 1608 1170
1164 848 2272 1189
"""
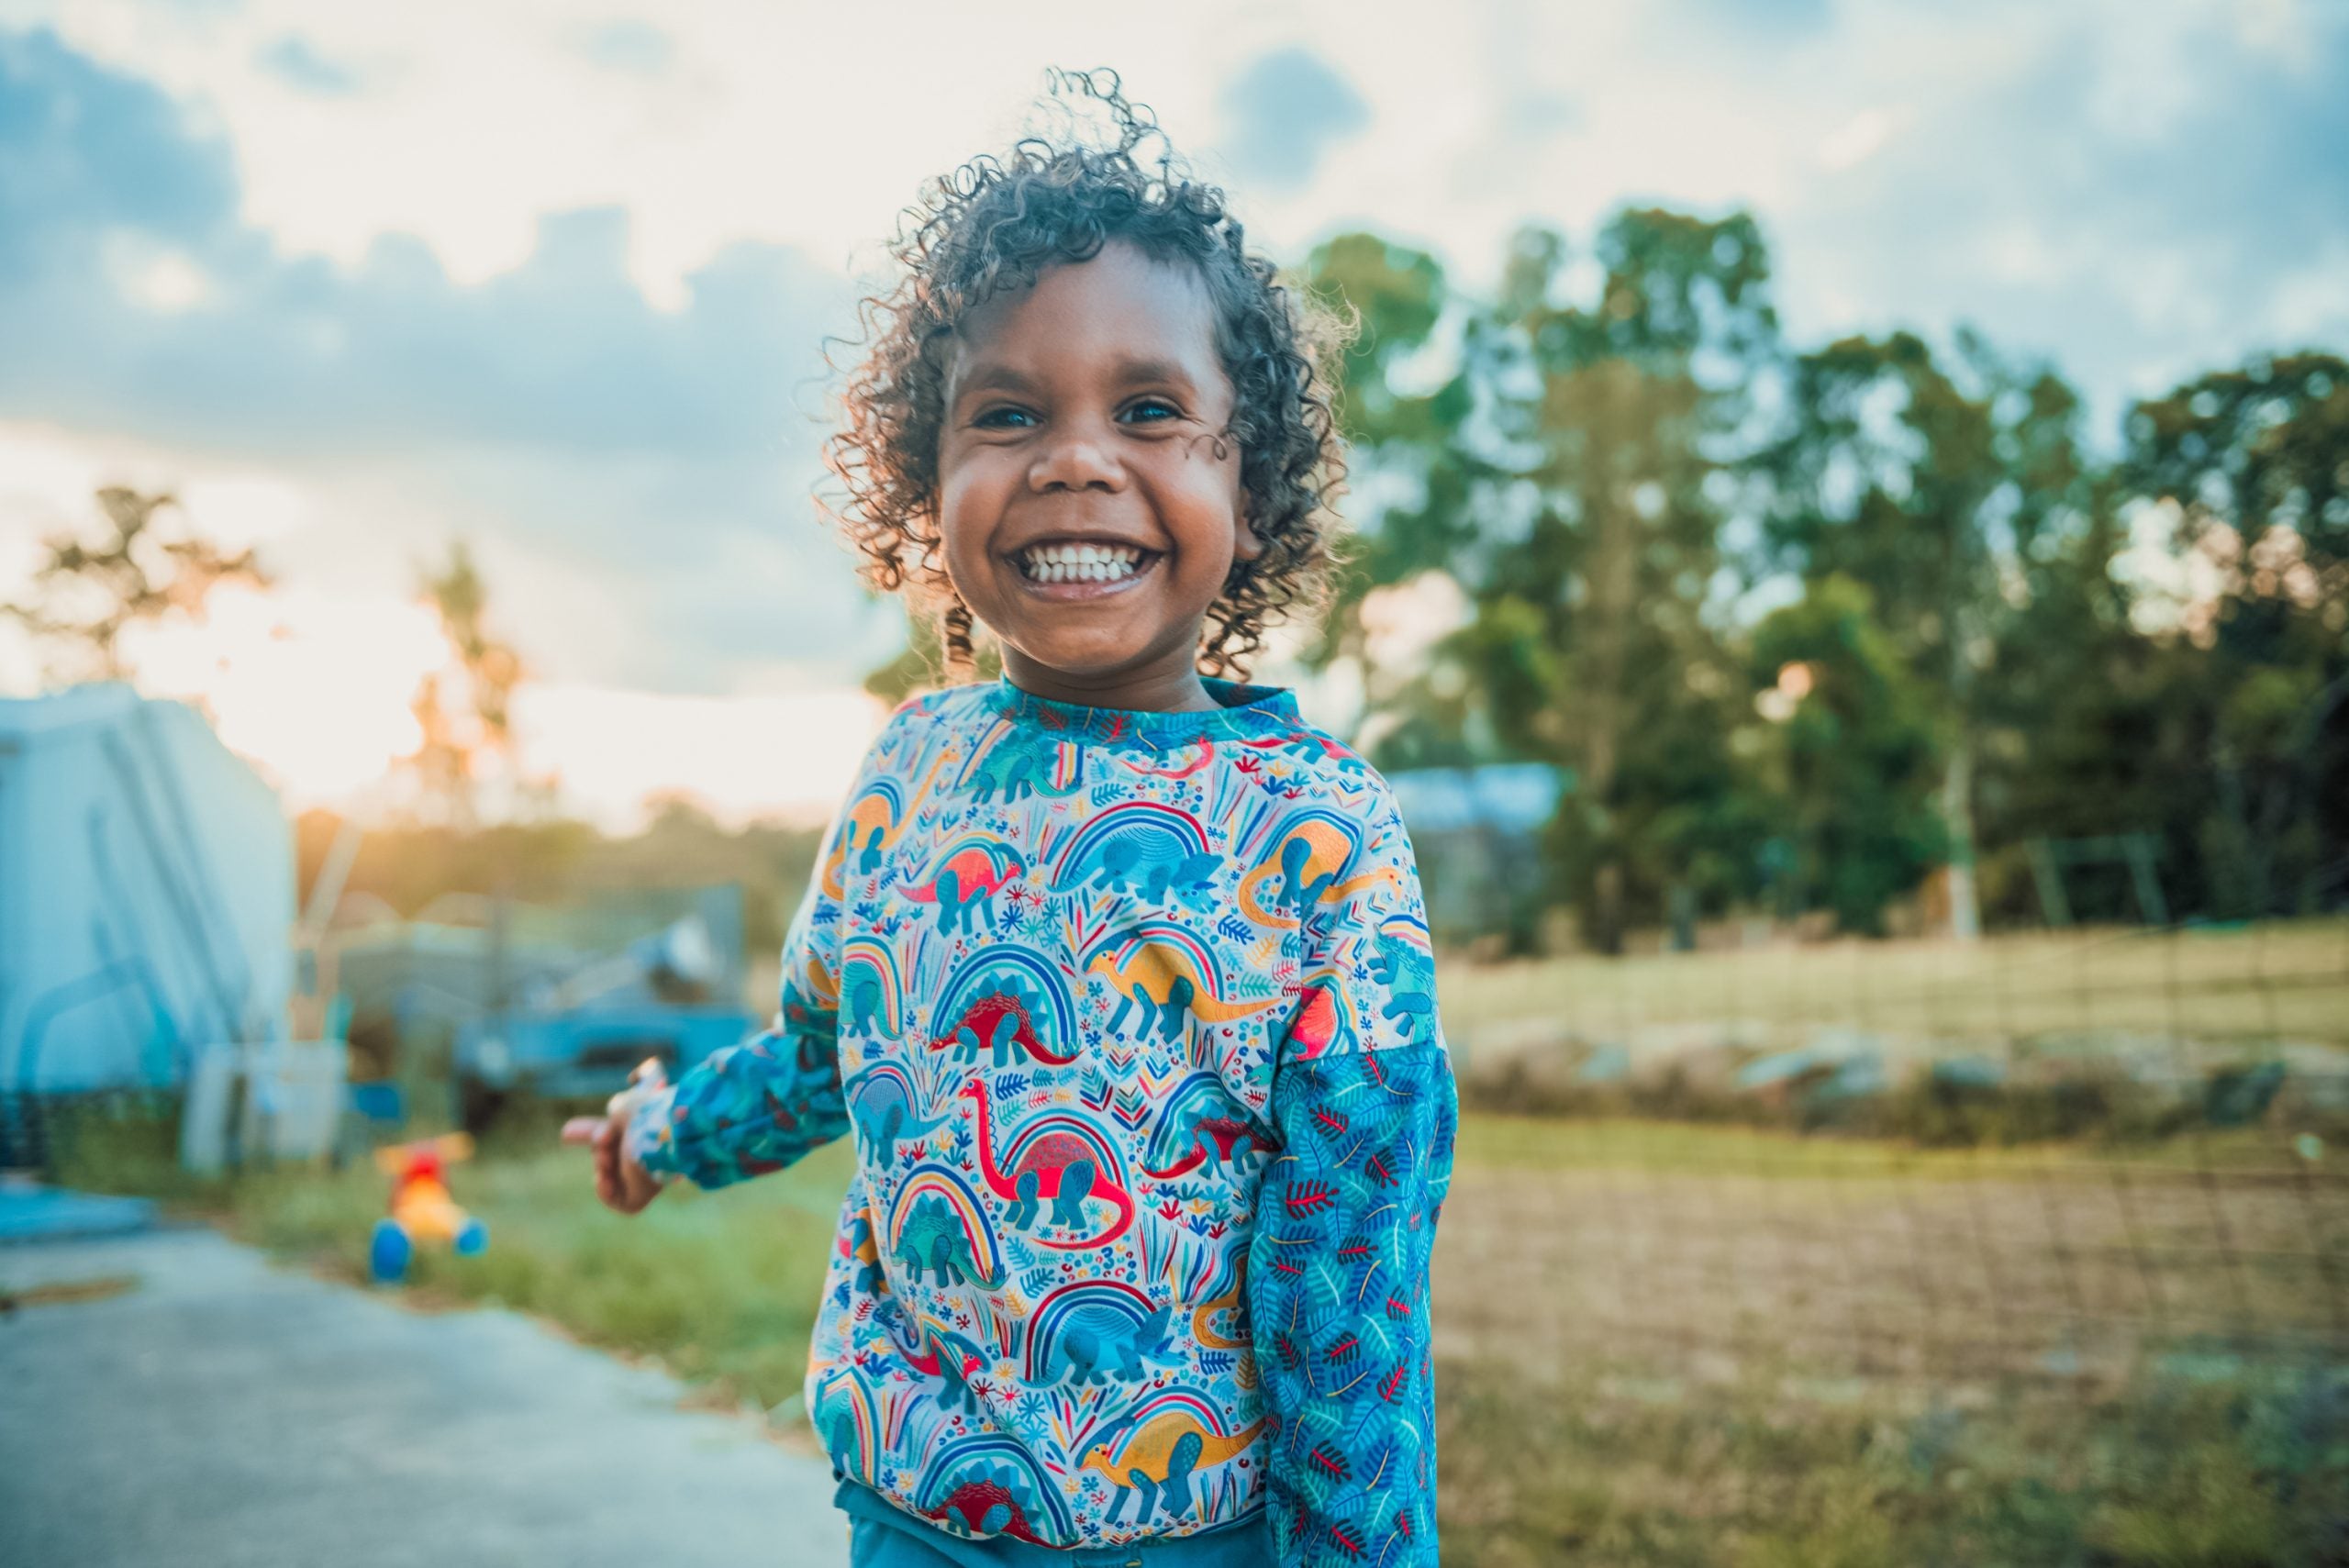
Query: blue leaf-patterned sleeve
621 801 855 1189
1248 784 1459 1568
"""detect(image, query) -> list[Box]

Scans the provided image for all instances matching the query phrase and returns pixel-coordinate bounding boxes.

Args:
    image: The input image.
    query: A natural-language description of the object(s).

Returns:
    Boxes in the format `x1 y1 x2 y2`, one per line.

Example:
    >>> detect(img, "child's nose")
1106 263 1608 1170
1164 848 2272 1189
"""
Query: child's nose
1028 425 1127 493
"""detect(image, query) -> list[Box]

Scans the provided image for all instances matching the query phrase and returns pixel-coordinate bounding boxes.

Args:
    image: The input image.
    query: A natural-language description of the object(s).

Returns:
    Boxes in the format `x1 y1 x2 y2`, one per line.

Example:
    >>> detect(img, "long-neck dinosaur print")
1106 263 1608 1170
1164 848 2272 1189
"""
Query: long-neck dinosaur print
904 834 1027 936
957 1078 1135 1249
1078 1391 1264 1528
1082 922 1283 1050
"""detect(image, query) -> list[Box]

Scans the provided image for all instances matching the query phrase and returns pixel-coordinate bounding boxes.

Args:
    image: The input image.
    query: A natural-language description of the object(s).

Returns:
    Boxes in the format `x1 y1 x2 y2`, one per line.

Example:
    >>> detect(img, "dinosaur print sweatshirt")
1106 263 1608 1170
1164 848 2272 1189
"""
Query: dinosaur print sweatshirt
623 673 1459 1565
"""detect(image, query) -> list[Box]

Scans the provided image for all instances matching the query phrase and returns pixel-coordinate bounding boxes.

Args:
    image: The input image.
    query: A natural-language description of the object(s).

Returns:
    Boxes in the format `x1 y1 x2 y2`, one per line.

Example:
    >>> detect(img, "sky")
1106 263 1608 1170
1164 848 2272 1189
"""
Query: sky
2 0 2343 831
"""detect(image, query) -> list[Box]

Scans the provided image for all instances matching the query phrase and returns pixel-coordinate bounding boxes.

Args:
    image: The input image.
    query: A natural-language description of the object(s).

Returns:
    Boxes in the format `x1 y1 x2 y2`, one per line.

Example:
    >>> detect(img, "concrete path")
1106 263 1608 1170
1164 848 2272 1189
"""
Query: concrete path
0 1226 848 1568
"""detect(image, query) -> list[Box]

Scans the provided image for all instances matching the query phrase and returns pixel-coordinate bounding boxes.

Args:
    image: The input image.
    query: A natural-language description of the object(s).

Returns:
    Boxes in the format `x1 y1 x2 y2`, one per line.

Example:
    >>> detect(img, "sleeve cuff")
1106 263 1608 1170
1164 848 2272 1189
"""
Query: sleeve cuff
620 1081 686 1182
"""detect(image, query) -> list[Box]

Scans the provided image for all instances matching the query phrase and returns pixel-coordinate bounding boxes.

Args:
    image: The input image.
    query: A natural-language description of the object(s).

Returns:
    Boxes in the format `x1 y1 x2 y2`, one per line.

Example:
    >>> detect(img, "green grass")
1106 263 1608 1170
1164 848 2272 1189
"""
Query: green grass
1440 1358 2349 1568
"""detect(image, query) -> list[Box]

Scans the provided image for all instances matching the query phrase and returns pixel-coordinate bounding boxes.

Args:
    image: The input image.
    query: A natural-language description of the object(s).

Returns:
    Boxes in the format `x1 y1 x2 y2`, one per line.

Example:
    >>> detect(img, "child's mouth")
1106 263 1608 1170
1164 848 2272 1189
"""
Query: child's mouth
1008 542 1161 601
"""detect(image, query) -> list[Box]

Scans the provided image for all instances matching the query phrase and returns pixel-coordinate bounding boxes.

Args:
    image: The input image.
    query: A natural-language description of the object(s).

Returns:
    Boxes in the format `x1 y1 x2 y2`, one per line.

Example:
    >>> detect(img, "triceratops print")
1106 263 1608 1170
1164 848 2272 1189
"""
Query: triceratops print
1284 910 1440 1058
957 723 1085 806
1050 800 1221 905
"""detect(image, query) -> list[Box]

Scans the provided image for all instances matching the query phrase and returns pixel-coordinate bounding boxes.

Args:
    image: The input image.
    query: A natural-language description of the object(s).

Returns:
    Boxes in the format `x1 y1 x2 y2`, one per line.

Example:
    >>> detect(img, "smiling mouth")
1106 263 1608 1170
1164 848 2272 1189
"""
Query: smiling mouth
1008 541 1162 598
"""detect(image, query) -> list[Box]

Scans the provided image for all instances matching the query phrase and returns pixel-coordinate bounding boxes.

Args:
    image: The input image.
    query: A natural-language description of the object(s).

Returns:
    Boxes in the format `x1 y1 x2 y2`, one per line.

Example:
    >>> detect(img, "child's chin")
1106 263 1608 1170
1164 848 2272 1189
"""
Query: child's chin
1012 628 1161 673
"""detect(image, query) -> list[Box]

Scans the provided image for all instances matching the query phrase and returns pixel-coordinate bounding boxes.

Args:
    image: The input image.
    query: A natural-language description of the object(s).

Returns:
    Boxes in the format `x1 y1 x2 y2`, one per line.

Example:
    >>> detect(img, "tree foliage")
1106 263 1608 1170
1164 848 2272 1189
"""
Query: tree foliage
2116 354 2349 916
1303 216 2348 944
3 486 273 687
398 539 532 830
1308 214 1777 951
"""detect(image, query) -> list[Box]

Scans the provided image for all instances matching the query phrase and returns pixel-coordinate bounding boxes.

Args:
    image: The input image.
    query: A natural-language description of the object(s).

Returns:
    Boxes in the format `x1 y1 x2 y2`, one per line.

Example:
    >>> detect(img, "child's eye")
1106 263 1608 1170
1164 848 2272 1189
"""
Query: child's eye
973 406 1038 430
1120 398 1183 425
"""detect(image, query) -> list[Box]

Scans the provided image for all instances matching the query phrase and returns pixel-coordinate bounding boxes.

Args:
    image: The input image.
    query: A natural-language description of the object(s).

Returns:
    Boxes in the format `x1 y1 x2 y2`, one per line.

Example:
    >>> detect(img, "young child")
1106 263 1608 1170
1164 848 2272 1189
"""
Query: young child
578 72 1457 1568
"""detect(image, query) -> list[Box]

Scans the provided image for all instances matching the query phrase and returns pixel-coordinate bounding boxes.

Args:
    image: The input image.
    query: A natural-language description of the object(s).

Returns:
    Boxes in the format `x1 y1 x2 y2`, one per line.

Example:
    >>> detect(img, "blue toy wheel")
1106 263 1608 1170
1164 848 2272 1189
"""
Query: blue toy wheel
369 1218 412 1284
453 1217 488 1257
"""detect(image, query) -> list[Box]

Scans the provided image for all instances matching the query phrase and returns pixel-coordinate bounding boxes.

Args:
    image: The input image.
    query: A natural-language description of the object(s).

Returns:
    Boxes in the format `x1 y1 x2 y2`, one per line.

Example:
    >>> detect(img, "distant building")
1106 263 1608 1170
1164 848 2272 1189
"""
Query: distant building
0 684 295 1098
1386 762 1567 949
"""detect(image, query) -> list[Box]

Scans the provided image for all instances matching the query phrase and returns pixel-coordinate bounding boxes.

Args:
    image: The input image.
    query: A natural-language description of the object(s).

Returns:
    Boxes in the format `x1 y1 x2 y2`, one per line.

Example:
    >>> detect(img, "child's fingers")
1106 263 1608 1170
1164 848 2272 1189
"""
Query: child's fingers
586 1121 619 1204
570 1112 654 1213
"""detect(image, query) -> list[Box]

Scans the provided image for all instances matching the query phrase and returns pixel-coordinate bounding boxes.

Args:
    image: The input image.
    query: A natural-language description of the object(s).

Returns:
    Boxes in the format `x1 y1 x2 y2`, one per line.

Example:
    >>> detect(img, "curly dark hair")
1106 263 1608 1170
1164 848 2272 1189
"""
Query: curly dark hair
822 68 1350 685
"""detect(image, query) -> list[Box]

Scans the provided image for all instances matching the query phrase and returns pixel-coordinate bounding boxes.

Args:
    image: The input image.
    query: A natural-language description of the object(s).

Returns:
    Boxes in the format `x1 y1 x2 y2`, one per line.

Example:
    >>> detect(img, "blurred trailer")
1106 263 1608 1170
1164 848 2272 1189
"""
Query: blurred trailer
446 888 757 1129
455 1002 754 1114
0 684 295 1166
325 884 758 1130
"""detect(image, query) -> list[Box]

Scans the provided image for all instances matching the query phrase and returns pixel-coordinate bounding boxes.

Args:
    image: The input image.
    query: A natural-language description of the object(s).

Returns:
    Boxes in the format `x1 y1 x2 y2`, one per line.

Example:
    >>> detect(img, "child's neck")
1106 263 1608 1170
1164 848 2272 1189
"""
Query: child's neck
998 651 1227 714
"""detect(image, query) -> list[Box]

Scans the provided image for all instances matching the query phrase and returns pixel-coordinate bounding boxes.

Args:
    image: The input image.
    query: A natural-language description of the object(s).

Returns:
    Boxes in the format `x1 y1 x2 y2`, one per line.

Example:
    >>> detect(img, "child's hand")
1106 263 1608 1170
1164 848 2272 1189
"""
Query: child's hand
560 1059 672 1216
561 1113 665 1214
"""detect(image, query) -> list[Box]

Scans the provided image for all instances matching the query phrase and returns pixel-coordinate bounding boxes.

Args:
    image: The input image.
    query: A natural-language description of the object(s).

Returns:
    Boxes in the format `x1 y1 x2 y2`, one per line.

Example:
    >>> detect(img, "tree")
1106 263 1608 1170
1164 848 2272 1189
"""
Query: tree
2 486 272 688
1308 212 1781 952
1754 331 2020 939
1960 362 2179 922
1298 232 1488 773
2117 352 2349 916
399 539 529 829
1509 214 1779 952
1746 575 1947 934
857 210 2343 948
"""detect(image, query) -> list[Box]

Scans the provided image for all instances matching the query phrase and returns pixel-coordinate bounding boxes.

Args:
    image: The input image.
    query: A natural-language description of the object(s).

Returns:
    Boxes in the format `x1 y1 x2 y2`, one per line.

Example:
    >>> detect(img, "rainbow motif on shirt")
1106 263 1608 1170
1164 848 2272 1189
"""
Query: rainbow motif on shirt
629 677 1456 1562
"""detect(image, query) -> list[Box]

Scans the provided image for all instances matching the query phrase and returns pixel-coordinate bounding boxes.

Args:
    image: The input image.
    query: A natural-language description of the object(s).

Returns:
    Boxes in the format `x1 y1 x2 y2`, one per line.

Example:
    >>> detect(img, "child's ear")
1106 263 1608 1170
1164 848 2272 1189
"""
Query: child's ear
1233 515 1266 563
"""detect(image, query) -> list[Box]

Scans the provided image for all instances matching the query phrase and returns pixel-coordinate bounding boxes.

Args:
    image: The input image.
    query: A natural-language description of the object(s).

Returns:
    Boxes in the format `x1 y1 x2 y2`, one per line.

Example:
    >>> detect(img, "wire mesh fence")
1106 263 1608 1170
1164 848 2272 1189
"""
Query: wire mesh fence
1433 918 2349 1391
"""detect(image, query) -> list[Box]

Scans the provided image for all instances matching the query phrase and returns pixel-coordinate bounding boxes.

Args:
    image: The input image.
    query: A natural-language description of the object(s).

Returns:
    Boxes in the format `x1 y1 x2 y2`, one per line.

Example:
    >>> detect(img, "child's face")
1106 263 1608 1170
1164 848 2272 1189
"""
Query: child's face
935 239 1260 701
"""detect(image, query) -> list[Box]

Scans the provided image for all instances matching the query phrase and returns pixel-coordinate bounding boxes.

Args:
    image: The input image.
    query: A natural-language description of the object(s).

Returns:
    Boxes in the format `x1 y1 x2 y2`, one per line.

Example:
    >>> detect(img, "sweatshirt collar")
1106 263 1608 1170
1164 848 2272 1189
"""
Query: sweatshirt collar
985 673 1299 748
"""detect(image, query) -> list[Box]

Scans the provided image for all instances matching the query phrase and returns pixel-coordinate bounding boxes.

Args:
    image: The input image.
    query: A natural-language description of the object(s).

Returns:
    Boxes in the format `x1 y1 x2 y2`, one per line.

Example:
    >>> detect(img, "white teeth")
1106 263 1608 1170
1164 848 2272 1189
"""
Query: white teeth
1017 544 1144 584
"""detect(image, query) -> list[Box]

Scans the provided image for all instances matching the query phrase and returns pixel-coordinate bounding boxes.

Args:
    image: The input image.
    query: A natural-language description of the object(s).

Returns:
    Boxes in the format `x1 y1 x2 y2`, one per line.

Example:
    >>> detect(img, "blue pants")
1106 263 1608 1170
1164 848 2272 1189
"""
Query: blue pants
836 1481 1272 1567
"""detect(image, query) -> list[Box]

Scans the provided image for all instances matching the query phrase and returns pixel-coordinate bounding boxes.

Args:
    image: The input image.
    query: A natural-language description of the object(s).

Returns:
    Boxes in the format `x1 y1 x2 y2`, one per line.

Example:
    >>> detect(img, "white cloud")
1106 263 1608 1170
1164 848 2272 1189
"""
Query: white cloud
1815 108 1899 173
13 0 2338 403
105 236 214 311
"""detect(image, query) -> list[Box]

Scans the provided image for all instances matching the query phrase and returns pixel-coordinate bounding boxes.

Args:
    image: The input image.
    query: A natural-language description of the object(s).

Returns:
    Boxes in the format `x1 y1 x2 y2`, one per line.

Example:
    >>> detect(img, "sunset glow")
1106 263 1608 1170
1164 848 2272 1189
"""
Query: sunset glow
105 583 885 829
127 584 449 804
